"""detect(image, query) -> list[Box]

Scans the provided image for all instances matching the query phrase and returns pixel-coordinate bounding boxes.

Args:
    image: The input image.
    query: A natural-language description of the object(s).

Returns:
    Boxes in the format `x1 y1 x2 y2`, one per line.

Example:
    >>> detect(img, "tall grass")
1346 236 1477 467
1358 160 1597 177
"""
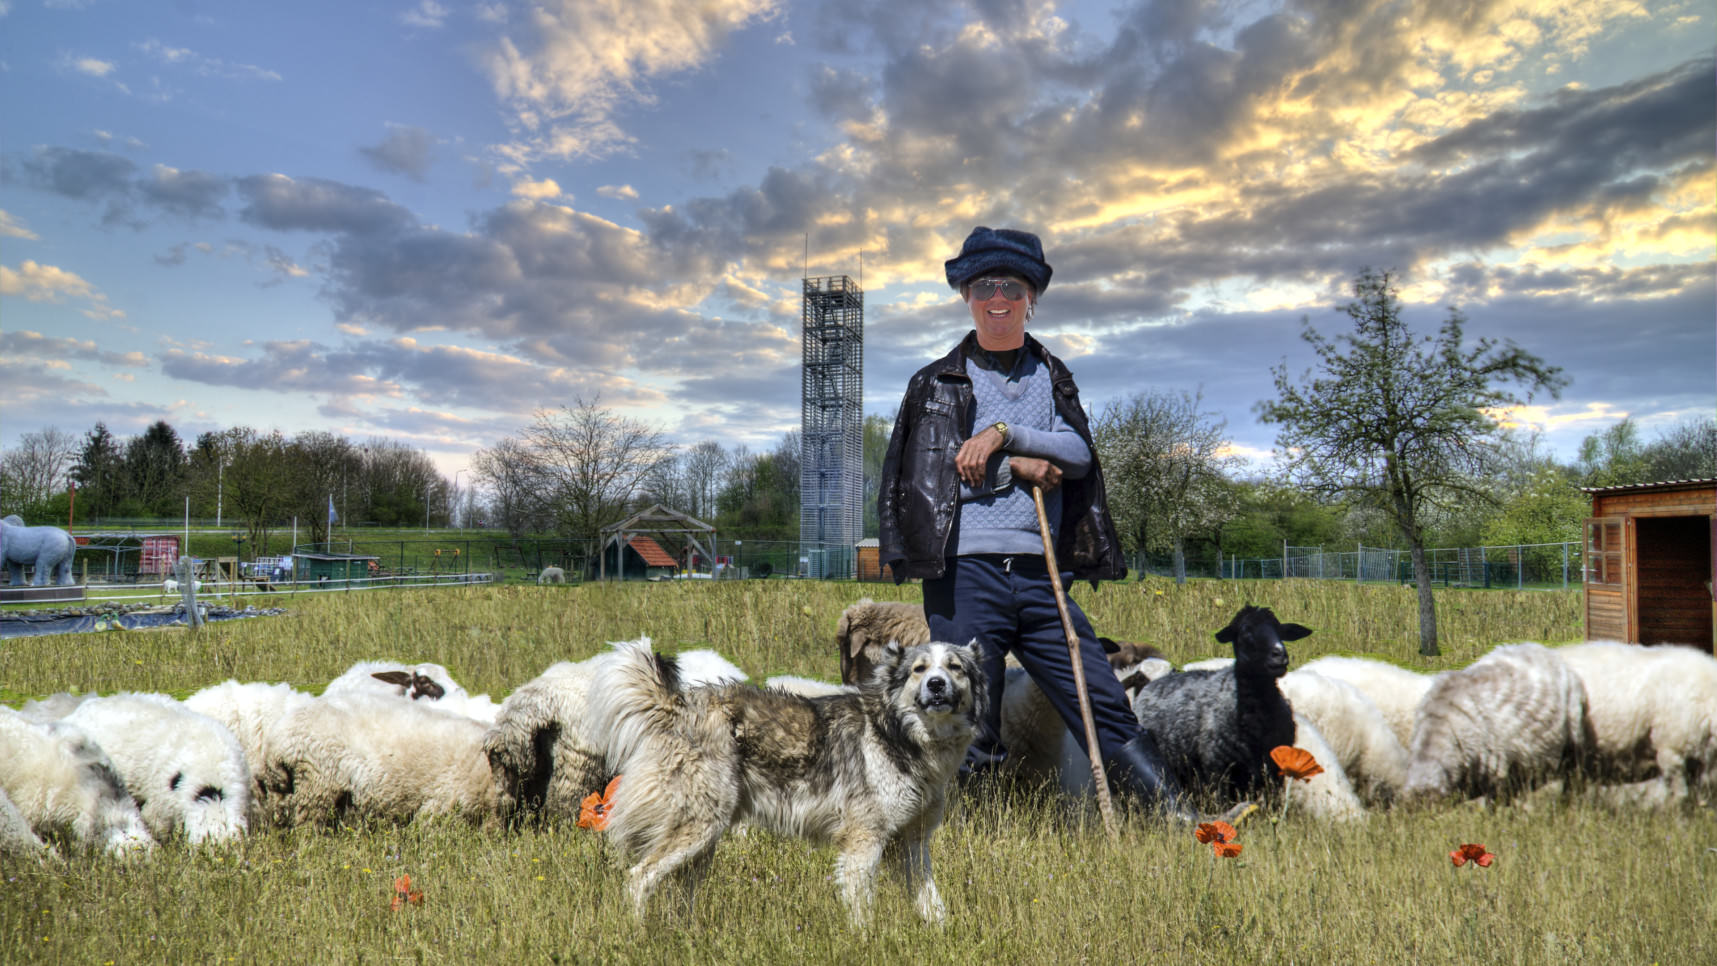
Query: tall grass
4 579 1708 965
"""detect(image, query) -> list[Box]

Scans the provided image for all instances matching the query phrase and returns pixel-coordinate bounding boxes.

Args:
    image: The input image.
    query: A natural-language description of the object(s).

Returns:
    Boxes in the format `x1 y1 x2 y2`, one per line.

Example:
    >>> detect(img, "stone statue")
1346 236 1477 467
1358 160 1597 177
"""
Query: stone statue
0 515 78 586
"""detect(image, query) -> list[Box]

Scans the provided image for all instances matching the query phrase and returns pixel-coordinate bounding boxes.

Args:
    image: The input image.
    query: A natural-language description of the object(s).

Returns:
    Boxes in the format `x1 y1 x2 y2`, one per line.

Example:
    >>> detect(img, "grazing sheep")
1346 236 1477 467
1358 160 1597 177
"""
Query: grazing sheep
0 707 155 856
484 643 748 820
323 660 499 723
1279 669 1410 807
1554 641 1717 805
183 680 320 825
1282 715 1367 822
538 566 566 585
1401 642 1593 806
1130 605 1312 801
837 598 930 686
63 693 252 844
263 691 507 828
1294 655 1433 749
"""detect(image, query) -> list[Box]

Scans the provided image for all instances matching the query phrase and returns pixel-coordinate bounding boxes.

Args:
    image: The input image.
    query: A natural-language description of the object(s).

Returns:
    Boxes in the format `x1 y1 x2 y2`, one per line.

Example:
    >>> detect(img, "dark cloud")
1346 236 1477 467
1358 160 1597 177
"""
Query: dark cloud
358 125 436 181
0 331 149 368
9 147 228 226
139 164 229 219
235 173 415 234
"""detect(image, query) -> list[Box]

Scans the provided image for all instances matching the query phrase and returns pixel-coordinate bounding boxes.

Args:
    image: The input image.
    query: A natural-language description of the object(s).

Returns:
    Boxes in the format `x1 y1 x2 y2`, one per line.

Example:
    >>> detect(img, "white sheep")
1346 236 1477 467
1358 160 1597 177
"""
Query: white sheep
1295 655 1434 749
1401 642 1593 806
63 693 252 844
323 659 499 723
538 566 566 584
1280 714 1367 822
0 786 48 856
183 680 320 826
1553 641 1717 806
0 706 155 856
263 691 507 828
1279 668 1410 807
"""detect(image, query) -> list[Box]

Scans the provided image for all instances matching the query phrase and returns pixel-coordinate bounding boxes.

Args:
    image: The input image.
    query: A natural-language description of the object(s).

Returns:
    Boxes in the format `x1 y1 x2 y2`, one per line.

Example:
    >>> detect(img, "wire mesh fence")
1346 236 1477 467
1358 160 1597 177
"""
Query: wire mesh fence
1214 542 1581 589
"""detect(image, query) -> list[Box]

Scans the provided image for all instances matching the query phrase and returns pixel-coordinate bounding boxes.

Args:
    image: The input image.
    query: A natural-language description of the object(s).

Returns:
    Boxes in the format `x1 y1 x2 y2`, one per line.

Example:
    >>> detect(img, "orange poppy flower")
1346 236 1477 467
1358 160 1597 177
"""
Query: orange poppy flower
1212 840 1243 858
1449 843 1494 867
1195 821 1238 845
578 775 622 831
389 873 425 910
1270 745 1325 782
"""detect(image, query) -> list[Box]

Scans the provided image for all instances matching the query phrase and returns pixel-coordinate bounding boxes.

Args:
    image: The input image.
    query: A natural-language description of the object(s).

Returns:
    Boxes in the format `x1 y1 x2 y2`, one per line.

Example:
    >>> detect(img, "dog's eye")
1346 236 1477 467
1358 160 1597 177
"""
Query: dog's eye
913 662 929 674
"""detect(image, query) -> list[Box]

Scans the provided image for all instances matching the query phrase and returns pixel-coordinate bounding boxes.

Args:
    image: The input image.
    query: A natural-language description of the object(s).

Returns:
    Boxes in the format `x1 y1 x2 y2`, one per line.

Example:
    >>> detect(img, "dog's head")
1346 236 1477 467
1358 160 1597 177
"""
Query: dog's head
875 639 984 731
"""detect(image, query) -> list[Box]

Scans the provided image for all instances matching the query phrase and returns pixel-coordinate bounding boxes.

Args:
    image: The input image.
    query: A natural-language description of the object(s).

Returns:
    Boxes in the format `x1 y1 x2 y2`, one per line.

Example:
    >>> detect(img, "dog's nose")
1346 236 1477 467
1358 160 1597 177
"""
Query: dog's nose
926 675 946 694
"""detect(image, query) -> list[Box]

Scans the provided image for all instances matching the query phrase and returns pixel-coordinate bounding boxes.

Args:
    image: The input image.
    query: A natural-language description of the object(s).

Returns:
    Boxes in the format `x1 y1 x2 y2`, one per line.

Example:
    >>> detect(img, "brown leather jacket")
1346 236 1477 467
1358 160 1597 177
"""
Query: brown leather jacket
878 331 1126 583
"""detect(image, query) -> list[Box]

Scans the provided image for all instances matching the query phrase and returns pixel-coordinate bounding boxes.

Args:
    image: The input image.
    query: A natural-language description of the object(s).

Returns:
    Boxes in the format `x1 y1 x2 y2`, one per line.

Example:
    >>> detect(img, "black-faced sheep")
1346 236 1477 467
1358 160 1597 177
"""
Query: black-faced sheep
1401 642 1593 806
837 598 930 686
1130 605 1311 801
0 707 155 856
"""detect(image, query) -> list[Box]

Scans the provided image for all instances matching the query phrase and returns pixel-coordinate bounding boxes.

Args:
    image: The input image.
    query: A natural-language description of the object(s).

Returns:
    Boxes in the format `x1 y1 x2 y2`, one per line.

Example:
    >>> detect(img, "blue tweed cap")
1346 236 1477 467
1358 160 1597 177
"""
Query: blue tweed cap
944 226 1053 293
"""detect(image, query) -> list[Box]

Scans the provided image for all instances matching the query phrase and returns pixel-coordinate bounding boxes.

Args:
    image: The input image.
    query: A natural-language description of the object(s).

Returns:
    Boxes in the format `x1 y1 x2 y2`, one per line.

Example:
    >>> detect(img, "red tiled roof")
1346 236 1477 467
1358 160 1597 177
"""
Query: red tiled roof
627 535 678 567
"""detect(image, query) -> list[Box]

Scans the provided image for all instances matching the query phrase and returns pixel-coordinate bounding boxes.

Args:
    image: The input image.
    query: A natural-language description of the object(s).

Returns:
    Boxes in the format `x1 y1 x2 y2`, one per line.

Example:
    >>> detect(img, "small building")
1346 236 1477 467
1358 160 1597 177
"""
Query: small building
595 505 719 581
593 534 679 581
855 538 883 581
293 549 380 583
1583 478 1715 653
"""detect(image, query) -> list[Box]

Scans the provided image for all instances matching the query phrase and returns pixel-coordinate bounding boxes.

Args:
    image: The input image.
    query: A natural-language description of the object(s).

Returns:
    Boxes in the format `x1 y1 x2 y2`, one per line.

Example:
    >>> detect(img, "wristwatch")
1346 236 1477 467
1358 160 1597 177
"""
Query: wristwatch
990 421 1009 446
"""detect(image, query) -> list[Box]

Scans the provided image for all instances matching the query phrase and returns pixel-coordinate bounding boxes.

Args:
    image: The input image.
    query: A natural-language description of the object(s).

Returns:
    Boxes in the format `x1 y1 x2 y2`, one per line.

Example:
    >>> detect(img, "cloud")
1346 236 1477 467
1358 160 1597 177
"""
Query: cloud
9 147 227 226
401 1 450 28
598 184 639 200
359 124 437 180
510 177 563 200
64 55 116 77
0 259 123 319
0 210 37 239
0 330 148 368
135 39 282 82
480 0 783 162
235 173 415 234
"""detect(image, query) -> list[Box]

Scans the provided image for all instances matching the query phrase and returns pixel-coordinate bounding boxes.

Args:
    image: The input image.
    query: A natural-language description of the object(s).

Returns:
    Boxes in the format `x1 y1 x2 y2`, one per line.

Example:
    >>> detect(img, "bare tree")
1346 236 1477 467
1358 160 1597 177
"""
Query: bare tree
1093 389 1241 583
1 427 78 508
515 397 676 538
473 437 552 537
1257 269 1565 656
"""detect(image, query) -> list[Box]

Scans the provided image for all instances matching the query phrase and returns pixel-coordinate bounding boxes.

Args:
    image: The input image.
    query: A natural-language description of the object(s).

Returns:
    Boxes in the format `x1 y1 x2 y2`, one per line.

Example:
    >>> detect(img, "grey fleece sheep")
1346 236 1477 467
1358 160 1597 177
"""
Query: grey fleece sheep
1131 605 1312 800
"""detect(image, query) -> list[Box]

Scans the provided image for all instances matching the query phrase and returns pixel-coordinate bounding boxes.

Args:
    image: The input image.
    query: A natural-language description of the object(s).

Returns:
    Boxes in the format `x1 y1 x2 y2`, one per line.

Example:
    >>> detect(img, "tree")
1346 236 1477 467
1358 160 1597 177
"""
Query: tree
0 427 78 520
70 423 124 521
515 397 676 538
224 429 295 550
473 437 553 537
716 433 801 540
1642 417 1717 482
1093 389 1240 582
1576 419 1649 487
862 414 890 539
1257 268 1566 655
121 421 187 516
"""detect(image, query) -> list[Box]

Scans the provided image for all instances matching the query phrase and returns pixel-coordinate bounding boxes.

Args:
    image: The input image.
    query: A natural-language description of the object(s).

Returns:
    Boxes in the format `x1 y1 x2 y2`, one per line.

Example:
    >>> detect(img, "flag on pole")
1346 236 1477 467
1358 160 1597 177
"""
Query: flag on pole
328 494 338 526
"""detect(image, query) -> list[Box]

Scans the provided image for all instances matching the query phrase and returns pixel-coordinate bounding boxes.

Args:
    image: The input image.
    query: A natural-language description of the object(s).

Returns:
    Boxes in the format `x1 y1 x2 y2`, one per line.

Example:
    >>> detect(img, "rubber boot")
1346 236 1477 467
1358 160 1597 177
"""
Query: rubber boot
1103 731 1197 823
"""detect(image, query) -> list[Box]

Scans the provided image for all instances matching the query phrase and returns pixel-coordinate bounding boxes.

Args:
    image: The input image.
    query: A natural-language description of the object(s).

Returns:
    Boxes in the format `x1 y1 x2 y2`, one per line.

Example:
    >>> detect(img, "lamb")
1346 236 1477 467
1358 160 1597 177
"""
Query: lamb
538 566 566 584
323 660 499 723
1130 605 1312 801
263 691 507 828
0 706 155 856
1400 642 1593 806
837 598 930 686
62 693 252 844
1553 641 1717 805
484 643 749 820
183 680 320 825
1294 655 1433 749
1279 668 1410 807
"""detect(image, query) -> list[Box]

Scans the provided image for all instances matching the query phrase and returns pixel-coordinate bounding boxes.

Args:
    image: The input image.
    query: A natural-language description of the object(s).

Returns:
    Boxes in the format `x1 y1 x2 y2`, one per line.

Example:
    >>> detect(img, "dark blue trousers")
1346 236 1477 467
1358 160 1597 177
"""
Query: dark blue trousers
923 554 1141 769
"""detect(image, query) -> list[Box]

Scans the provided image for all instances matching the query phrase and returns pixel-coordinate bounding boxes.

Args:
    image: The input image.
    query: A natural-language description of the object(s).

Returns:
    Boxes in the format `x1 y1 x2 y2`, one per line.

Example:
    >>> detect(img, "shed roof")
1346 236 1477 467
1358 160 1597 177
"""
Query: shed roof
627 535 678 568
1579 478 1716 495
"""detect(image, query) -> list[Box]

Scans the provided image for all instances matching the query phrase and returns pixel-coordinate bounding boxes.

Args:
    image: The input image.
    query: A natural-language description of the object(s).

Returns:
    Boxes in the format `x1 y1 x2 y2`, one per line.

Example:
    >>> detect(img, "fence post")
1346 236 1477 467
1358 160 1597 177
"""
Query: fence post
1517 545 1523 589
1562 542 1569 589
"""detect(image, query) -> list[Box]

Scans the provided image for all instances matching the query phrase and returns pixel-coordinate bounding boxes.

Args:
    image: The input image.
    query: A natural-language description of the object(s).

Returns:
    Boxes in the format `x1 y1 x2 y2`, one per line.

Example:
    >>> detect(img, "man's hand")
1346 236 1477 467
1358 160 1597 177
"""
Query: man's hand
955 424 1007 487
1009 456 1062 492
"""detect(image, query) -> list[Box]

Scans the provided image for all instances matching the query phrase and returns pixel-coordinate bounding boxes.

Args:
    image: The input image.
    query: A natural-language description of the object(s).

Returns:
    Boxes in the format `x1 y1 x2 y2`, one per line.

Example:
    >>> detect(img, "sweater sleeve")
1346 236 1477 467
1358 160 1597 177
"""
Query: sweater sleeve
1003 411 1092 480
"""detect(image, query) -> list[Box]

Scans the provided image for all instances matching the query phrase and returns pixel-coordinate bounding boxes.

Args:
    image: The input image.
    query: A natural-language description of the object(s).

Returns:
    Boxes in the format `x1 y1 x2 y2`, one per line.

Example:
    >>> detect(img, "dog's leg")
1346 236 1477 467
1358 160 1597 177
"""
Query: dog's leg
896 821 948 924
835 831 887 926
627 822 725 920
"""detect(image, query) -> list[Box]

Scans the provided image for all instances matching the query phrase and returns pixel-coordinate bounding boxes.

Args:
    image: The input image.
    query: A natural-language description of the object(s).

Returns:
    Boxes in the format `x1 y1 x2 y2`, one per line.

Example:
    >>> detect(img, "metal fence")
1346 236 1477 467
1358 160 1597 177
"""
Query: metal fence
1215 542 1582 589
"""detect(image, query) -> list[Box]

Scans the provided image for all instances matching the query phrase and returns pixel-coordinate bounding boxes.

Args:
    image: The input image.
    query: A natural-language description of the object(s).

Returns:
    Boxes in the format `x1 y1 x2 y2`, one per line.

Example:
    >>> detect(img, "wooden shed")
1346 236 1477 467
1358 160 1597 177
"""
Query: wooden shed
1583 478 1715 652
855 538 883 581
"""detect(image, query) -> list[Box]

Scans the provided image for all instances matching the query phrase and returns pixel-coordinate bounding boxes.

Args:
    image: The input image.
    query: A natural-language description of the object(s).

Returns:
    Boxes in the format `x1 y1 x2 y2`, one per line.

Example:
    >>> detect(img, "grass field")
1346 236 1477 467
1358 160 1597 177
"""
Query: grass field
3 579 1713 964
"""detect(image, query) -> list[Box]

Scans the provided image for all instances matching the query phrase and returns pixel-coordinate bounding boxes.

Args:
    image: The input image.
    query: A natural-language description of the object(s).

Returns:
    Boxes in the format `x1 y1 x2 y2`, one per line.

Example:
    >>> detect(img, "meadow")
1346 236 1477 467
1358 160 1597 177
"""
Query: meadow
2 578 1713 964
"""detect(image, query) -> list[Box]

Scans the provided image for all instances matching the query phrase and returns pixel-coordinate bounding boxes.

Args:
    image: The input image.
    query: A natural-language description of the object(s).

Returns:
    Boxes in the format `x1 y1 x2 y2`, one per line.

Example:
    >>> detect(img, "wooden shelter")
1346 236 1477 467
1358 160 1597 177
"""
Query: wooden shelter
1583 478 1715 652
597 504 717 581
855 538 884 581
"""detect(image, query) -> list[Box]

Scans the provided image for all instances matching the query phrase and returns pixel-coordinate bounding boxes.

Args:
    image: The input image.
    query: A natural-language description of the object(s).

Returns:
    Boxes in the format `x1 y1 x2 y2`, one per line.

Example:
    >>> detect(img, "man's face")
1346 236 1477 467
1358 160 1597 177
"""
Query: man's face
965 274 1033 351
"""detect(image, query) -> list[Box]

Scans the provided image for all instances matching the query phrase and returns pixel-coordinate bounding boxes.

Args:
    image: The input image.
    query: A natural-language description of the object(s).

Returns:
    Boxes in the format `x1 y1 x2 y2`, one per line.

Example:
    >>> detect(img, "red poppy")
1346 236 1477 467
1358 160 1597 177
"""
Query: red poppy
1212 840 1243 858
1449 843 1495 868
578 775 622 831
1270 745 1325 782
389 873 425 910
1195 821 1238 845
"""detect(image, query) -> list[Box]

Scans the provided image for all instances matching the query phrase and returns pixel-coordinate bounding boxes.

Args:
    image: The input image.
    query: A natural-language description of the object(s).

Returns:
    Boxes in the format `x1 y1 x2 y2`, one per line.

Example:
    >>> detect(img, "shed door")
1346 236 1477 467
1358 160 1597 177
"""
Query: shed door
1584 516 1630 641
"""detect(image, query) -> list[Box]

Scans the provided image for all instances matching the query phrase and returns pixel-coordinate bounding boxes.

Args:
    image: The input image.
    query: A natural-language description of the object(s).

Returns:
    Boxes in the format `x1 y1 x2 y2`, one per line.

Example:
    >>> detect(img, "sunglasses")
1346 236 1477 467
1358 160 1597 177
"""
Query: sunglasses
968 277 1029 301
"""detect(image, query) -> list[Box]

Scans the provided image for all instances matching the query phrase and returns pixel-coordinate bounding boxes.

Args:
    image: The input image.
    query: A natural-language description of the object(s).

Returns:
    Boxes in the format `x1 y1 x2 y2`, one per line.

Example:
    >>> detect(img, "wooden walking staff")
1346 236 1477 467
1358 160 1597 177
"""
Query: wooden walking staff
1031 485 1119 840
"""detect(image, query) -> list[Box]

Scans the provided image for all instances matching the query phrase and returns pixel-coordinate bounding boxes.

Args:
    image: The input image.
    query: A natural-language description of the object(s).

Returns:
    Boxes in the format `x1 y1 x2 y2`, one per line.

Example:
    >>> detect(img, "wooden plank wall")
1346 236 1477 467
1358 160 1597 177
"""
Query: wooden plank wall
1634 516 1712 650
1586 587 1626 641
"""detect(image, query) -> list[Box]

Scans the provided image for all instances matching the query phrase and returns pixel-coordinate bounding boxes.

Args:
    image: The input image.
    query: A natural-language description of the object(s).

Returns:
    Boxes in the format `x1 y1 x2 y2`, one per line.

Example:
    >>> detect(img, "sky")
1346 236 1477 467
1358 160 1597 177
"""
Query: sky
2 0 1712 484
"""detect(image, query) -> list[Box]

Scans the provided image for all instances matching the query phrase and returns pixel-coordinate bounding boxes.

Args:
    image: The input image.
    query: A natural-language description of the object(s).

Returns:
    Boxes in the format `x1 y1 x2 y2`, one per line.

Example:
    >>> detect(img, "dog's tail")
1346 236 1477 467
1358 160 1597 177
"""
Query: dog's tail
585 638 735 854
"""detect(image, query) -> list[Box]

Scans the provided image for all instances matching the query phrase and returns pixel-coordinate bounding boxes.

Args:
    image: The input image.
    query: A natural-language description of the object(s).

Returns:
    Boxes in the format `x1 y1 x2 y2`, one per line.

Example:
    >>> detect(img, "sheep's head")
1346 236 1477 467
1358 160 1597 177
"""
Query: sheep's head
1215 605 1311 678
370 670 447 701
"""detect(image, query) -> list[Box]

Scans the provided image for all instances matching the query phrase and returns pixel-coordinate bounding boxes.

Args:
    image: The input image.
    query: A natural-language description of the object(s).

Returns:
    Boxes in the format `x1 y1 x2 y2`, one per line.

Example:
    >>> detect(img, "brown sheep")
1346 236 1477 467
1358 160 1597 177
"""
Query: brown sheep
837 598 931 685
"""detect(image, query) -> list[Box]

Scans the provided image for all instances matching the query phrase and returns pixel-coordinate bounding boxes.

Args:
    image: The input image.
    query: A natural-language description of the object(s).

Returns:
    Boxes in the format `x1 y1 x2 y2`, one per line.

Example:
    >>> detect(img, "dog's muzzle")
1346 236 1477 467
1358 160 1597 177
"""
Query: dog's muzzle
919 670 956 711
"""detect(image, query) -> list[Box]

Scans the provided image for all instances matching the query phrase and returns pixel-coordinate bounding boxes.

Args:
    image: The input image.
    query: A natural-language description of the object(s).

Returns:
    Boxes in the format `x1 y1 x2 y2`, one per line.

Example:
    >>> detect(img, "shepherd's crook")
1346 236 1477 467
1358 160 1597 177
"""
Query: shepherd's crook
1032 485 1119 840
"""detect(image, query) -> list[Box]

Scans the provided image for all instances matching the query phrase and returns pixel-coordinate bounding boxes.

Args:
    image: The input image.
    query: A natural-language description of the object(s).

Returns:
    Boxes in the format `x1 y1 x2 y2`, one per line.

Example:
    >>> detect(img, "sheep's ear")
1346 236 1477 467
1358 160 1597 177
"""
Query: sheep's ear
1214 624 1238 645
1097 636 1120 654
1278 623 1313 642
372 671 414 686
1117 670 1150 692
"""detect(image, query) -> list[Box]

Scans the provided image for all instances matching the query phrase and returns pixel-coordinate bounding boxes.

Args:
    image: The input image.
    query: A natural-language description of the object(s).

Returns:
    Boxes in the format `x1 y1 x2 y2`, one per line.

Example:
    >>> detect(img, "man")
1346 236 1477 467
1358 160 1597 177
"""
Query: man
878 226 1188 817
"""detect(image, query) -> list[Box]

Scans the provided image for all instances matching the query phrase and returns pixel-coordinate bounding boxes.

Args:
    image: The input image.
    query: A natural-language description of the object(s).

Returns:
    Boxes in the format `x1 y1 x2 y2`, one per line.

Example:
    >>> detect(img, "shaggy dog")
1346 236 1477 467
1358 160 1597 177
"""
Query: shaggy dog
587 637 984 924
